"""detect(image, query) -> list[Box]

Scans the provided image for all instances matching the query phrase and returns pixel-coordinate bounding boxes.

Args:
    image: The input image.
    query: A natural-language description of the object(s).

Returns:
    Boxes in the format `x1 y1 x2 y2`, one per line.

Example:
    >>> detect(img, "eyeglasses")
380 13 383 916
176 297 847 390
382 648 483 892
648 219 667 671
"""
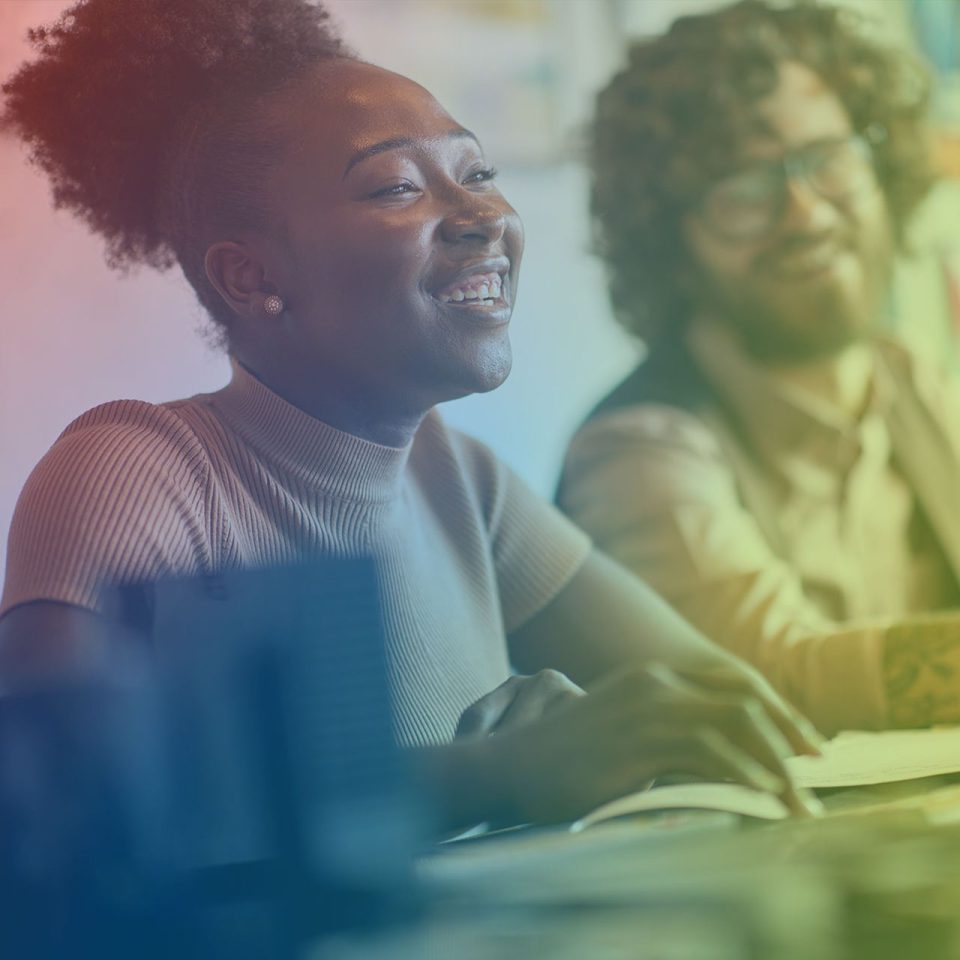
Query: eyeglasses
696 134 877 241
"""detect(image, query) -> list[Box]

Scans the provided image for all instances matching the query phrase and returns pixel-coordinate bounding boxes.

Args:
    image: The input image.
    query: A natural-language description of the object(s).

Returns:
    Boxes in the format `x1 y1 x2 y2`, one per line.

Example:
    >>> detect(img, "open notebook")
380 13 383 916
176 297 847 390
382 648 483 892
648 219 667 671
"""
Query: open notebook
573 726 960 829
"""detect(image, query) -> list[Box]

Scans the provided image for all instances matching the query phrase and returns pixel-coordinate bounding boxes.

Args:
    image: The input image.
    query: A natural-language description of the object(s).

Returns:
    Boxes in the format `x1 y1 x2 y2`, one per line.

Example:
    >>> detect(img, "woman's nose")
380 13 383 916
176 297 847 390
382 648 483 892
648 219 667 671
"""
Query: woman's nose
440 197 508 246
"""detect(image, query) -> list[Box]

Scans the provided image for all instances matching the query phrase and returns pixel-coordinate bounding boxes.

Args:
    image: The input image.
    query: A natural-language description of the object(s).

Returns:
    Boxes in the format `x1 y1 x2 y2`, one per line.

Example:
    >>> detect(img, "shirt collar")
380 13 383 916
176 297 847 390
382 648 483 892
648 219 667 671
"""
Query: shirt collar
206 358 412 503
687 320 893 486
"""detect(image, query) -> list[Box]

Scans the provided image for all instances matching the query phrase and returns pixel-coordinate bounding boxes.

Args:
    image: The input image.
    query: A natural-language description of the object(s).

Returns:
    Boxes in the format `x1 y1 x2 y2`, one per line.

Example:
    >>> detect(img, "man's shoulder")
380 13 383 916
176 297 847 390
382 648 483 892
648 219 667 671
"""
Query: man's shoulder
875 333 954 378
588 339 713 424
560 390 735 522
875 335 960 419
576 340 723 462
574 403 723 466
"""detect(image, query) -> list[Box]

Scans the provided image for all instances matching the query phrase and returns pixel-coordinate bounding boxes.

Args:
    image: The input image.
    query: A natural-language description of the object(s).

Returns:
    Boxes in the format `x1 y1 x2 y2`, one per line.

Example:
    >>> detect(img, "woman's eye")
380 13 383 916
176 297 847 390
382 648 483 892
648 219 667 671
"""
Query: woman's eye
371 181 419 199
464 166 498 186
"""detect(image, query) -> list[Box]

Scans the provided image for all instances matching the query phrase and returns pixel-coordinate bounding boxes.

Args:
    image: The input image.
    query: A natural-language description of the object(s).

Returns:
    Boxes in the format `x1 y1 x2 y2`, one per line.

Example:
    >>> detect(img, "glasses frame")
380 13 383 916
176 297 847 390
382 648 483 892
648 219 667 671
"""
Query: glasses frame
694 133 877 242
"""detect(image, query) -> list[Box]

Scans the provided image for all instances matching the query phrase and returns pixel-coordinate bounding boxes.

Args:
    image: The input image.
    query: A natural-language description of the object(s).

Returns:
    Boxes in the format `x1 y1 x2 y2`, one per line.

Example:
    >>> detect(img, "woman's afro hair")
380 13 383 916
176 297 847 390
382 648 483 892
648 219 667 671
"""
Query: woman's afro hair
2 0 350 302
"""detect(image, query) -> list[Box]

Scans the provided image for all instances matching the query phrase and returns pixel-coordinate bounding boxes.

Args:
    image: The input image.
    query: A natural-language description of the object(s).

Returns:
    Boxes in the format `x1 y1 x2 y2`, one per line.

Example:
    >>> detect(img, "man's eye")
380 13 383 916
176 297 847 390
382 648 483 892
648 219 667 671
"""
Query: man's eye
719 173 778 205
371 181 419 199
464 166 498 185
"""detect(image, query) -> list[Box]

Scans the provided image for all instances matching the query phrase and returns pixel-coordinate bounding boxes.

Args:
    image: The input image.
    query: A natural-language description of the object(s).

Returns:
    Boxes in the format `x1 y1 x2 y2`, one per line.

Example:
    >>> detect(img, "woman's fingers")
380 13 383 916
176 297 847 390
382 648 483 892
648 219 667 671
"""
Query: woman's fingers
702 726 823 818
455 676 523 738
456 670 585 739
623 664 823 817
636 728 784 793
673 661 825 757
493 669 585 733
634 728 821 817
461 662 824 824
746 680 825 758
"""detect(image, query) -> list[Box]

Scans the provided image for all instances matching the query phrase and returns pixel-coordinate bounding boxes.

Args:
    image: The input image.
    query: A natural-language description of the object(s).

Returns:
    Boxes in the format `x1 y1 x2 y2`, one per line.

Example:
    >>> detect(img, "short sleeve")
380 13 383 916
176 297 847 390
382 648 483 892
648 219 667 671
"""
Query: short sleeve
1 401 213 618
444 427 592 635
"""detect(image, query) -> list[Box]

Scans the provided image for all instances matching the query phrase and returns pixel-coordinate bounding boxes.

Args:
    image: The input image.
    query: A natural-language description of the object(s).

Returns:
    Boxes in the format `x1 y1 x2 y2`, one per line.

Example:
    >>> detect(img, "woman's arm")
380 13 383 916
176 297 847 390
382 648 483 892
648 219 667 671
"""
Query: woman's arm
509 549 744 684
0 601 124 693
419 656 824 828
0 594 822 831
504 550 824 817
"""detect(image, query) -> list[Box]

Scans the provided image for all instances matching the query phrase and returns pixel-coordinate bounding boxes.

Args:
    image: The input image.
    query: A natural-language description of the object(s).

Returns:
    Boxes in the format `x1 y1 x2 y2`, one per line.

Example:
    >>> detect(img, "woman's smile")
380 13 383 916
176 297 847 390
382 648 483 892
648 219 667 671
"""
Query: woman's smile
430 259 512 326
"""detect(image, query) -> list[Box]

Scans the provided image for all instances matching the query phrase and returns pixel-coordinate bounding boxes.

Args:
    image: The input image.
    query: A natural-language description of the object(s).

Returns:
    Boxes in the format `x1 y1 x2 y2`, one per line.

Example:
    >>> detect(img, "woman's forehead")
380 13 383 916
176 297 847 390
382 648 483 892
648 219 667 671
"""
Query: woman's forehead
282 60 457 145
265 60 469 206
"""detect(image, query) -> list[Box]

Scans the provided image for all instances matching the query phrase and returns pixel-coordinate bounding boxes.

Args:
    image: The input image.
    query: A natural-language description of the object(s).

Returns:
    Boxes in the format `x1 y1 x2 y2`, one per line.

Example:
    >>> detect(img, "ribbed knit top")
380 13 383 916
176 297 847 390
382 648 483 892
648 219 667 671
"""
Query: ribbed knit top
2 362 591 745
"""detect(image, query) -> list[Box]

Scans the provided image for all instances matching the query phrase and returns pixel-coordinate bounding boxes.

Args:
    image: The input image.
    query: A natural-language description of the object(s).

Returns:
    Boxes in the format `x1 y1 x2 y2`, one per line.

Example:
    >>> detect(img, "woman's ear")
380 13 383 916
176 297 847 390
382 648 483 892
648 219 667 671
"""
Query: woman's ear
204 241 272 320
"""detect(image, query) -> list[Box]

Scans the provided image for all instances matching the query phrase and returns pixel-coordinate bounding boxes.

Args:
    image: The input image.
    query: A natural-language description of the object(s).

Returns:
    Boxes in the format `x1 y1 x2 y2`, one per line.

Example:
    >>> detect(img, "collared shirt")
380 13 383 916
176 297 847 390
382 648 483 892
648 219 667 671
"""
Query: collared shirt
689 321 959 622
560 323 960 733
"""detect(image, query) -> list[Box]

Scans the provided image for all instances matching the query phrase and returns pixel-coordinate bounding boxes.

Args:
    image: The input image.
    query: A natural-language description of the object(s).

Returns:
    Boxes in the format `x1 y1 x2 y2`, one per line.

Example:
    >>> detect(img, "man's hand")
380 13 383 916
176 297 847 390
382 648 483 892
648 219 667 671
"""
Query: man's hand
456 670 585 739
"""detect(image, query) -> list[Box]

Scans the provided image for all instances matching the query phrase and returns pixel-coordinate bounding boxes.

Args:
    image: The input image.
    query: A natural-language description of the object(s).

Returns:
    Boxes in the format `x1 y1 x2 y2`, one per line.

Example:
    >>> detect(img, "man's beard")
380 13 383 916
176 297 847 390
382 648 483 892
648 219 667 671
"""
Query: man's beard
697 223 895 365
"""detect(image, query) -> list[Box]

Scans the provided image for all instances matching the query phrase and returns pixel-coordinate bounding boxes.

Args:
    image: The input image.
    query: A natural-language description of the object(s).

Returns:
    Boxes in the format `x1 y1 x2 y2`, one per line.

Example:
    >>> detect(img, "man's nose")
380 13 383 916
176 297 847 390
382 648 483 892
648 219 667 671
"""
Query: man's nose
779 176 841 234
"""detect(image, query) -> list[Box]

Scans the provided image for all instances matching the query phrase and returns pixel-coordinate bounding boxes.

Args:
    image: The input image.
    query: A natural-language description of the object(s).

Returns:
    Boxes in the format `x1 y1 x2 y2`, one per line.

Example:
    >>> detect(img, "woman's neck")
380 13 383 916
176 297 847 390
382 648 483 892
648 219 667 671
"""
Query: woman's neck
233 354 427 449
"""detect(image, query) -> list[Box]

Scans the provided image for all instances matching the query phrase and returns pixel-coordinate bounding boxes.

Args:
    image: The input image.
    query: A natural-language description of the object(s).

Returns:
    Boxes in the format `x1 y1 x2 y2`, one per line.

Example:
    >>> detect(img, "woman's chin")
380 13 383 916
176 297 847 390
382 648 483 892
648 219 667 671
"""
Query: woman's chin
433 349 513 403
469 348 513 395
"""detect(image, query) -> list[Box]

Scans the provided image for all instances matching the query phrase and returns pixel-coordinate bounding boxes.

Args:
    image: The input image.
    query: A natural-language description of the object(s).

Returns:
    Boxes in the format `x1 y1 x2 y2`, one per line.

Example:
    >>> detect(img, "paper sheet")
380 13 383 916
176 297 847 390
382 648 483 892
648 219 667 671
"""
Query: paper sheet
572 783 789 830
573 727 960 830
787 727 960 788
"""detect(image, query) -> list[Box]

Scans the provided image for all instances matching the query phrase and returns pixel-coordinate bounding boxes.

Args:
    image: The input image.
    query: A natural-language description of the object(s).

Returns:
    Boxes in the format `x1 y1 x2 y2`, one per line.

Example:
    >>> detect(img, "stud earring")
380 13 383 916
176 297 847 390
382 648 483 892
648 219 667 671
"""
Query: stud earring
263 294 285 316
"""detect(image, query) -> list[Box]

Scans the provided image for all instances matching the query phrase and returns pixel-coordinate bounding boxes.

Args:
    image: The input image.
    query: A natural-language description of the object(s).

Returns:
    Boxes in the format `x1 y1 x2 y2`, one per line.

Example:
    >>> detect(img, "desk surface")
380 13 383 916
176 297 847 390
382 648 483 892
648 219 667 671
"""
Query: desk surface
312 779 960 960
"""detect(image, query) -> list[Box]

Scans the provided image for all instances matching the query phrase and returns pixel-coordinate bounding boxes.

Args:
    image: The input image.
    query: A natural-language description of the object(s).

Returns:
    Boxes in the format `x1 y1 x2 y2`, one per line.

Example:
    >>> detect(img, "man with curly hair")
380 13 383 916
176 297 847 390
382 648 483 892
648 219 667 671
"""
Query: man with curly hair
559 0 960 734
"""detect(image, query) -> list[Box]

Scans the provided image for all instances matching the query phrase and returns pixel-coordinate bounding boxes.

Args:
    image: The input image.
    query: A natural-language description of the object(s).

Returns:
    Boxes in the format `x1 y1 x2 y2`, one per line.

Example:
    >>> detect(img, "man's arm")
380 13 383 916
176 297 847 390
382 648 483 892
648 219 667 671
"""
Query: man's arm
882 615 960 728
558 409 892 733
559 407 960 733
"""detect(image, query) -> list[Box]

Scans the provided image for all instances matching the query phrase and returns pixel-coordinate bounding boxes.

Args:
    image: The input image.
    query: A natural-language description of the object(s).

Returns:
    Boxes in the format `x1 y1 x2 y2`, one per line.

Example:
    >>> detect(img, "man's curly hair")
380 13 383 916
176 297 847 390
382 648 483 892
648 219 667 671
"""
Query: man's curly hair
2 0 351 331
591 0 935 349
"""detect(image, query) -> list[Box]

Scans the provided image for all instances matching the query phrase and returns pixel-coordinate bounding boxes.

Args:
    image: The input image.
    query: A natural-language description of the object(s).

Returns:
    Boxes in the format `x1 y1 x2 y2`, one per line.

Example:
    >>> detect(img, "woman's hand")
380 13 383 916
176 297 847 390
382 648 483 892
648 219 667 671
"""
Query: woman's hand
480 660 823 824
455 670 586 739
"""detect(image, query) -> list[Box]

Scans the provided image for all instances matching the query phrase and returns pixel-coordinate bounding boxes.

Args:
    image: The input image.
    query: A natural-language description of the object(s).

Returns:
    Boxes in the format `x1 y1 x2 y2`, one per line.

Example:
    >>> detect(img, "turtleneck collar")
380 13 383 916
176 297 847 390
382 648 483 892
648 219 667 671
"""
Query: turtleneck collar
206 359 412 503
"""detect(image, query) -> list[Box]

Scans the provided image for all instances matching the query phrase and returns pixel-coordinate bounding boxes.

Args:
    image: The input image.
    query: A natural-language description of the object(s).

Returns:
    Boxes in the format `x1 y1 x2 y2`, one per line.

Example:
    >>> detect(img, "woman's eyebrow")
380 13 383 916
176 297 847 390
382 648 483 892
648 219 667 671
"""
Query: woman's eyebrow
342 128 479 179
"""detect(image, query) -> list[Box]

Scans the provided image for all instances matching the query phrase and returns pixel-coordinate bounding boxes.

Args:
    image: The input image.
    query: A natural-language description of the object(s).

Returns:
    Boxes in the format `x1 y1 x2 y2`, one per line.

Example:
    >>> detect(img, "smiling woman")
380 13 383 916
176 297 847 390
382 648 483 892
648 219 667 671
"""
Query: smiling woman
228 61 524 440
0 0 823 830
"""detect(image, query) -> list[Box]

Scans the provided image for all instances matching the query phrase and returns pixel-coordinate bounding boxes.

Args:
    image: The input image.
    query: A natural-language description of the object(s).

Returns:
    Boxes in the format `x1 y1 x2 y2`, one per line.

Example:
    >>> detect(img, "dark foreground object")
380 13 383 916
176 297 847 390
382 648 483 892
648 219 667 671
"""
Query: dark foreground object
0 561 422 959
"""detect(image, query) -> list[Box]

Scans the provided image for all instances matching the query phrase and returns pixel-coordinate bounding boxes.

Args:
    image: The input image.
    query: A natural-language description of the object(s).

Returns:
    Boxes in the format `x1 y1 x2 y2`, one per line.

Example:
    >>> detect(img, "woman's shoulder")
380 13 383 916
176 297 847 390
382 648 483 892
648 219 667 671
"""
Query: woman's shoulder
47 395 223 475
24 397 216 507
4 398 219 618
61 396 207 448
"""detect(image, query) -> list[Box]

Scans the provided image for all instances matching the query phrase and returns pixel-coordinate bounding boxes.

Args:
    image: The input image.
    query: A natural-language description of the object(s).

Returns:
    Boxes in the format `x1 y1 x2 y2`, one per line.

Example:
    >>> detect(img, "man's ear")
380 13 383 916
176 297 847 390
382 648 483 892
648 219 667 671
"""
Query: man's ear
204 241 273 320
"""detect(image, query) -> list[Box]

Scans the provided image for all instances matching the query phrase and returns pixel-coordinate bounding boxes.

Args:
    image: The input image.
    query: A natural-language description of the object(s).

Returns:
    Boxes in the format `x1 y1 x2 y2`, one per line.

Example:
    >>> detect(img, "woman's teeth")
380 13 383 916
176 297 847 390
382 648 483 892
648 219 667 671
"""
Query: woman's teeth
440 273 502 303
